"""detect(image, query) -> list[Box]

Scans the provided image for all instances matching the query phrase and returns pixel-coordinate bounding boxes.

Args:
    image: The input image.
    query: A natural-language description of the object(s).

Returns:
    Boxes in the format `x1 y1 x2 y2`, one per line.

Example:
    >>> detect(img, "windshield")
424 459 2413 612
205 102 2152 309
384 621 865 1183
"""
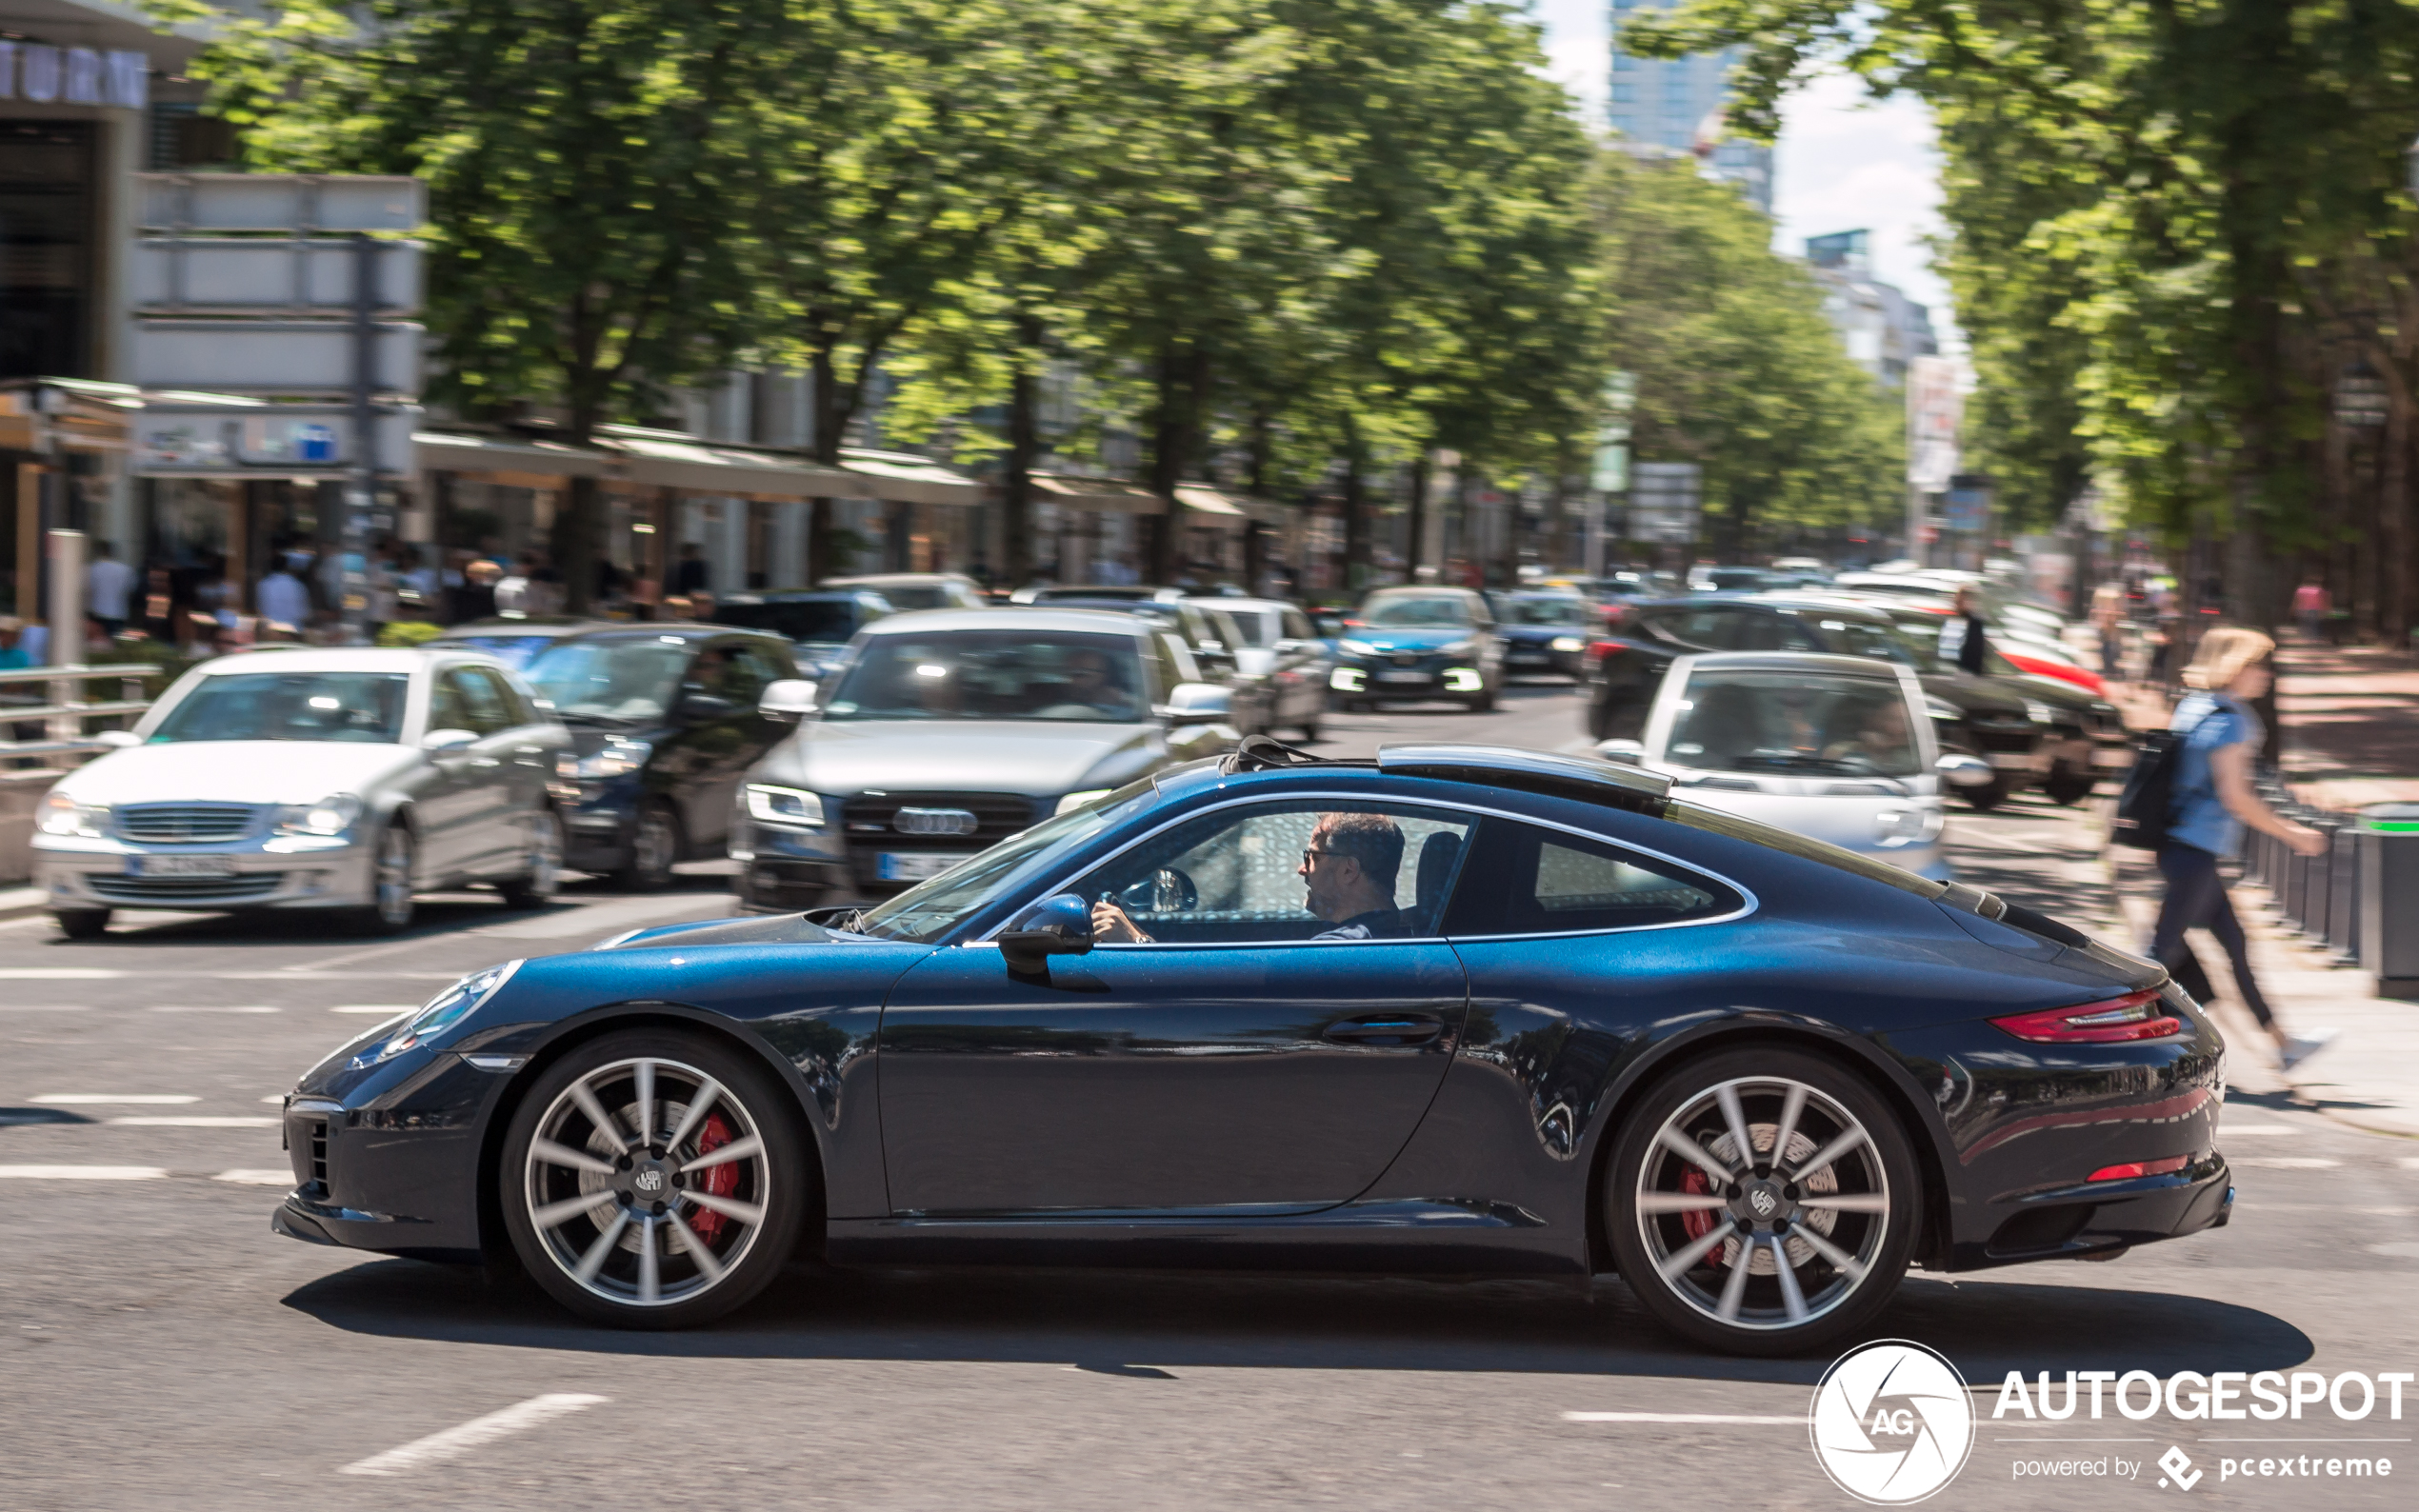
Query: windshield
1505 597 1588 627
714 600 869 645
438 634 562 670
1361 593 1474 628
1662 668 1920 777
821 630 1146 722
150 671 408 744
856 780 1155 941
523 640 689 723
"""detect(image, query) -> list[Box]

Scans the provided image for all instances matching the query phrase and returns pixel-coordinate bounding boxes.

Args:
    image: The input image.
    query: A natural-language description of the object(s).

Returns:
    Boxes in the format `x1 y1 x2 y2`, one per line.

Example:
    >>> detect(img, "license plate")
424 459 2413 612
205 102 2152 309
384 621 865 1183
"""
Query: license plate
1377 670 1430 684
878 852 970 882
127 854 238 878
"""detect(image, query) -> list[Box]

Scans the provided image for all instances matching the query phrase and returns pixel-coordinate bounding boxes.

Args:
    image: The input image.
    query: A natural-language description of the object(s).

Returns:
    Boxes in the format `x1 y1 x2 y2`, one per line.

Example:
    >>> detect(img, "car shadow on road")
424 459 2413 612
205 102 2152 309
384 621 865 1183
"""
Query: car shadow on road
282 1260 2311 1387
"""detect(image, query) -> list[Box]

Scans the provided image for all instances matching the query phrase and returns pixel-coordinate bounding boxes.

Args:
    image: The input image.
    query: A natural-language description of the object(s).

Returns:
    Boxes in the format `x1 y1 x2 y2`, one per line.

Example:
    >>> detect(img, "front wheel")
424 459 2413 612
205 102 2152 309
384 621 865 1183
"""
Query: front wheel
499 1030 810 1328
1963 772 2009 812
615 802 679 892
1608 1046 1919 1356
52 908 110 941
2044 764 2096 806
348 822 417 934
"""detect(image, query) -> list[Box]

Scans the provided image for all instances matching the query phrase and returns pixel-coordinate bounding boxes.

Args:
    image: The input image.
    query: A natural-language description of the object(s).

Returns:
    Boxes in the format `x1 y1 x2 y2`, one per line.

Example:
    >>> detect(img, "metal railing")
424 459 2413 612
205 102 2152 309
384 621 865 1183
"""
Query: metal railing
2241 772 2362 967
0 665 155 764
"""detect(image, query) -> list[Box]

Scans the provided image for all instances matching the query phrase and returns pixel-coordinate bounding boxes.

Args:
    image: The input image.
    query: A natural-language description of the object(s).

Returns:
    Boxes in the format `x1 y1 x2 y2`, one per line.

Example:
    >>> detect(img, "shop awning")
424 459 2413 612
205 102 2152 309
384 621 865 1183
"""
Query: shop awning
414 432 608 488
839 448 986 507
1173 483 1287 527
414 427 982 505
1030 472 1168 514
604 433 860 497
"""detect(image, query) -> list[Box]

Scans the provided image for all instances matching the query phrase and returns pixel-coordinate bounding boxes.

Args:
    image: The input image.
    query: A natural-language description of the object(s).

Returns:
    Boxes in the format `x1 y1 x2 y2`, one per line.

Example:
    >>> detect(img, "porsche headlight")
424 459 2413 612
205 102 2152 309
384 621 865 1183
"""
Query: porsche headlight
744 784 825 828
274 793 362 837
564 739 651 781
36 791 110 838
1550 636 1585 652
1339 639 1378 657
351 960 522 1067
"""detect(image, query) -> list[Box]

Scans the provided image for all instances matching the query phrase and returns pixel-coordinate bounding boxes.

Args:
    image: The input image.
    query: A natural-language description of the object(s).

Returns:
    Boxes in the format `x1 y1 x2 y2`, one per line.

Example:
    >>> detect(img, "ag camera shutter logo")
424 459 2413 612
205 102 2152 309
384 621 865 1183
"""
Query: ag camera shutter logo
1810 1340 1976 1503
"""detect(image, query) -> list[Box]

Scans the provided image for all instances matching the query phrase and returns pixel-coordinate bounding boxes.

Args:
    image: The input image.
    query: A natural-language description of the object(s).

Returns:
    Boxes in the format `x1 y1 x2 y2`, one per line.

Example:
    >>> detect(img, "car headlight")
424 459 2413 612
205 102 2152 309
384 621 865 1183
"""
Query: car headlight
563 739 651 780
744 784 825 827
2023 700 2054 726
1339 639 1378 656
1550 636 1585 652
1440 639 1477 657
274 793 362 837
350 960 522 1067
1054 788 1112 816
36 791 110 838
1924 696 1961 723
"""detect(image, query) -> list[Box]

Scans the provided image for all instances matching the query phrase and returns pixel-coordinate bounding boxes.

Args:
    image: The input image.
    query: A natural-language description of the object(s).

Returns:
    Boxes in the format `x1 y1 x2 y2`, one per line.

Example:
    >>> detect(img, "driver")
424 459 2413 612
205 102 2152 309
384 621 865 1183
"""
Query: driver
1091 810 1409 943
1823 697 1911 766
1050 647 1132 717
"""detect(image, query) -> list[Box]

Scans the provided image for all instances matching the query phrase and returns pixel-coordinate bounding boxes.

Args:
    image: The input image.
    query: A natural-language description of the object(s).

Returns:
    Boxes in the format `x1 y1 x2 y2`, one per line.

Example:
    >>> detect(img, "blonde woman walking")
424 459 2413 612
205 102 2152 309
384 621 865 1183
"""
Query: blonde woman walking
2151 627 2335 1068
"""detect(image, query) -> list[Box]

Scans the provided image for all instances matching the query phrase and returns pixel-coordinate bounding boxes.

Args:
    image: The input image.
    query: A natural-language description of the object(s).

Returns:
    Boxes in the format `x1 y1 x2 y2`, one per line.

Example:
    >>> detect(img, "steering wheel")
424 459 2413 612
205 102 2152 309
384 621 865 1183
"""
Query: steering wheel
1116 866 1199 914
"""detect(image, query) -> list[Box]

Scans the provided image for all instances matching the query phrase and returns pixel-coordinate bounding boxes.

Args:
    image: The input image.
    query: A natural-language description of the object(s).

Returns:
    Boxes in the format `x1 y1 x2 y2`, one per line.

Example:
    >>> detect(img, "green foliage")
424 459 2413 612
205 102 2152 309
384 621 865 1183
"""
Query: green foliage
374 620 446 648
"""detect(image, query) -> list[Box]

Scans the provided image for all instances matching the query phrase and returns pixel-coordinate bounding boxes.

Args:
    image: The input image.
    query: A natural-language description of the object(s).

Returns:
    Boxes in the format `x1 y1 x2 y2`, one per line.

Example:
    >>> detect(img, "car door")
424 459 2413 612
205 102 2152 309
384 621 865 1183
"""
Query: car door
876 797 1478 1214
463 664 560 867
444 664 526 876
412 668 485 880
1276 607 1325 726
673 639 786 850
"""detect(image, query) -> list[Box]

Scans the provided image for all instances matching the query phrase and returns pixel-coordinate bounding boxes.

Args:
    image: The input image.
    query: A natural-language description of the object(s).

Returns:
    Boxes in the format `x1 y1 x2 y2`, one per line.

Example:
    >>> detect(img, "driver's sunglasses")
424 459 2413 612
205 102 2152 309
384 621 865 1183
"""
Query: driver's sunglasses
1300 846 1337 867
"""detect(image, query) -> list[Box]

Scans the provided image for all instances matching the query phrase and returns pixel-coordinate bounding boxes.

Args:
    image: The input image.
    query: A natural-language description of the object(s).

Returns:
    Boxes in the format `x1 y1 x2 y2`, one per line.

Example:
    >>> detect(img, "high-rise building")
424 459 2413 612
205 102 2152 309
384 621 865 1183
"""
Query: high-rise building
1609 0 1771 213
1803 229 1939 388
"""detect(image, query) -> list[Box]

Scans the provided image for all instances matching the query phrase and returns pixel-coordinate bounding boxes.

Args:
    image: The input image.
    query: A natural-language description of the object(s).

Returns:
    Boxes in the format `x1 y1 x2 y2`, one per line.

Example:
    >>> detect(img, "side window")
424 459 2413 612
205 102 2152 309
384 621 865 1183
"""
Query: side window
1443 820 1741 936
1282 608 1315 643
445 667 513 736
1665 609 1739 651
463 666 533 726
722 642 784 703
426 672 470 734
1076 801 1474 945
1734 612 1823 652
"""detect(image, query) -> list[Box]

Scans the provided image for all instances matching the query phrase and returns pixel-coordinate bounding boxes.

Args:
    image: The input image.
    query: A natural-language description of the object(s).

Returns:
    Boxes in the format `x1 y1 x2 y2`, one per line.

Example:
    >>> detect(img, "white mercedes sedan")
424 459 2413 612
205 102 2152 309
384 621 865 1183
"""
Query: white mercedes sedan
32 647 570 938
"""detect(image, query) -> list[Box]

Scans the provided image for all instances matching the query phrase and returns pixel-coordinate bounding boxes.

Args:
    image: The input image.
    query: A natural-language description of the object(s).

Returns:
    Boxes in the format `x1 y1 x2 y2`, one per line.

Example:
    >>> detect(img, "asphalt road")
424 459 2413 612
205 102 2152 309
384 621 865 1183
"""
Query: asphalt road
4 683 2414 1509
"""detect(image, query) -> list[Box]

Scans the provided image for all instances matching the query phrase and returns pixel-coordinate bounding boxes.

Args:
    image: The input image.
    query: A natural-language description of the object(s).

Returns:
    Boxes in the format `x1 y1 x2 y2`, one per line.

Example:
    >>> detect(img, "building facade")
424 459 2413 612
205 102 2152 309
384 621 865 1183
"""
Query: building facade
1609 0 1771 213
1804 229 1938 388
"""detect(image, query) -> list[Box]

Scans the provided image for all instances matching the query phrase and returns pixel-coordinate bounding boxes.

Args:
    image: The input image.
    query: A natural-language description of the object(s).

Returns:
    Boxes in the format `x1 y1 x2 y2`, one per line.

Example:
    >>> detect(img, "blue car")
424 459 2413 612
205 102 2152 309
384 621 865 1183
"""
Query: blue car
272 742 2229 1355
1328 586 1505 711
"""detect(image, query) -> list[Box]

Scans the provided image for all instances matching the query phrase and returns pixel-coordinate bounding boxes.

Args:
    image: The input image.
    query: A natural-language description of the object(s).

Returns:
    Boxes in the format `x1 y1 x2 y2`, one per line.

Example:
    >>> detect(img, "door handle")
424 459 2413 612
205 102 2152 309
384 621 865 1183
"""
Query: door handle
1323 1014 1446 1045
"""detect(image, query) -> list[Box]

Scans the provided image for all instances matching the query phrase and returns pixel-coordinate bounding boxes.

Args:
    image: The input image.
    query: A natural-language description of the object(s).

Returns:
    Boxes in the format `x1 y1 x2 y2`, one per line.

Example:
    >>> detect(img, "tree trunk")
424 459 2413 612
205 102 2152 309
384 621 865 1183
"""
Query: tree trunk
1001 316 1042 590
1143 341 1206 586
808 343 841 582
1340 412 1369 592
1404 443 1431 584
1544 453 1570 572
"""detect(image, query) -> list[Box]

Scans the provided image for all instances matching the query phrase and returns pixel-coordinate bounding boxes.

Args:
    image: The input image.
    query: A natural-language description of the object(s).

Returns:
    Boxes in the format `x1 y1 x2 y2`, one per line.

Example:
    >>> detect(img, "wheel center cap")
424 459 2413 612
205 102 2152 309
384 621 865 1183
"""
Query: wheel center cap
1736 1180 1788 1227
627 1159 672 1204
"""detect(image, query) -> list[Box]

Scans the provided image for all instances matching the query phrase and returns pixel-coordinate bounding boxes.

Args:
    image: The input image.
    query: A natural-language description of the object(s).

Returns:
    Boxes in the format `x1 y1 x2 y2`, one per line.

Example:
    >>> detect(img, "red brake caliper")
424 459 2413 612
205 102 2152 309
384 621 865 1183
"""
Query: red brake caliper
1678 1165 1726 1263
688 1113 738 1244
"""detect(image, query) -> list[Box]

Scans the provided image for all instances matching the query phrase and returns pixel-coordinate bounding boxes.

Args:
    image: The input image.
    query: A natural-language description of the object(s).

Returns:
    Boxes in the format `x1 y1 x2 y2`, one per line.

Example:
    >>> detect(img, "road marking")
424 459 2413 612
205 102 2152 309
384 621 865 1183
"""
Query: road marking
259 1095 286 1104
31 1093 198 1105
330 1004 417 1016
214 1168 293 1185
2231 1157 2341 1168
0 1165 167 1180
2401 1157 2419 1170
107 1116 279 1127
1562 1412 1809 1425
2220 1124 2299 1134
0 968 122 980
148 1005 279 1014
339 1393 610 1477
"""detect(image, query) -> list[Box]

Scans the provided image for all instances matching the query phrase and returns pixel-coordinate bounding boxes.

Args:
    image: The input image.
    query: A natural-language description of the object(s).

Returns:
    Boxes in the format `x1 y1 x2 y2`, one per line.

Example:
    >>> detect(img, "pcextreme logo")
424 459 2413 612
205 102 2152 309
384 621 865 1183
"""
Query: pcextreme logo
1809 1340 1978 1504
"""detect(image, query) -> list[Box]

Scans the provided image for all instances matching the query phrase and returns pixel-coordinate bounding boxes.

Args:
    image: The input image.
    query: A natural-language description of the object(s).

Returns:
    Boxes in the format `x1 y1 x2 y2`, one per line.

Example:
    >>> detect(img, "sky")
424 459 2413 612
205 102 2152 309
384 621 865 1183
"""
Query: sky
1530 1 1959 346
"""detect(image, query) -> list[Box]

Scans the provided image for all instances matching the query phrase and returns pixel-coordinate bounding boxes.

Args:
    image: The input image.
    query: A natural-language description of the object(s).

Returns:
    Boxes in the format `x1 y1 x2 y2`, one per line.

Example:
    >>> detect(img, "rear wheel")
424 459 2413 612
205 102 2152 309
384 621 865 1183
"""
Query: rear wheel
1295 712 1321 742
499 1030 810 1328
616 802 679 892
51 908 110 941
1963 773 2009 812
1465 686 1497 713
498 806 565 909
1608 1046 1919 1356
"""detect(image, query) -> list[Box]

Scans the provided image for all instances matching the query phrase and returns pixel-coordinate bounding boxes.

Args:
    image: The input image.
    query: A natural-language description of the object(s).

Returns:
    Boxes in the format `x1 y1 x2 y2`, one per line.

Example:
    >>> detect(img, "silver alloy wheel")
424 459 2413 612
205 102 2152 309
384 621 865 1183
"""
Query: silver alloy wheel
1633 1075 1891 1333
632 806 676 883
522 1056 770 1308
372 825 415 927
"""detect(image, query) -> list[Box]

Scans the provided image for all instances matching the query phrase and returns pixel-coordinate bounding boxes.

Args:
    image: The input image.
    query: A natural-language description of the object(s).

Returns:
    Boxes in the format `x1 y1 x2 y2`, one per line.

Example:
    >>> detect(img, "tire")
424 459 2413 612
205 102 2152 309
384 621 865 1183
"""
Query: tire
1465 688 1497 713
348 821 417 934
499 1029 810 1329
51 909 110 941
498 806 566 909
1586 697 1613 740
1295 714 1321 743
615 802 680 892
1608 1045 1920 1357
1963 773 2009 812
2044 764 2097 806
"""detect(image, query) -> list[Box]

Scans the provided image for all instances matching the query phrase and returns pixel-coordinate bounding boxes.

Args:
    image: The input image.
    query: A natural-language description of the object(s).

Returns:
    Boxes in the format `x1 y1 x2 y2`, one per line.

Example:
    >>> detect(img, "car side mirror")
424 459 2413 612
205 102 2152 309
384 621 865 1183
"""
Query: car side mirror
422 727 478 752
675 691 737 723
1160 682 1230 726
1596 738 1645 766
758 678 818 724
999 892 1095 973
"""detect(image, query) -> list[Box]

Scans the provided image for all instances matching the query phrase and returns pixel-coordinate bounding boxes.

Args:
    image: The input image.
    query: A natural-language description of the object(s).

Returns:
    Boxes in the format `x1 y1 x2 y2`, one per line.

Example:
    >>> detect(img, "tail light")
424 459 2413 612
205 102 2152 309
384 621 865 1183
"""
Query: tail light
1597 602 1631 630
2088 1154 2189 1183
1989 988 2181 1044
1586 639 1622 666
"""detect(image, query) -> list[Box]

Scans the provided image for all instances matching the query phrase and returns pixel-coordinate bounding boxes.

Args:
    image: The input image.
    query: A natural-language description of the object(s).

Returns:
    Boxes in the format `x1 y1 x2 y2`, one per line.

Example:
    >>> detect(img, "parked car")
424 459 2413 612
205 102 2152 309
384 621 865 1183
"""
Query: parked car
519 624 800 888
729 607 1235 910
1328 587 1505 711
430 616 604 671
1493 592 1594 679
33 647 569 938
1181 596 1331 741
710 589 893 681
1578 593 2054 809
1603 651 1950 881
273 742 2230 1356
819 573 985 611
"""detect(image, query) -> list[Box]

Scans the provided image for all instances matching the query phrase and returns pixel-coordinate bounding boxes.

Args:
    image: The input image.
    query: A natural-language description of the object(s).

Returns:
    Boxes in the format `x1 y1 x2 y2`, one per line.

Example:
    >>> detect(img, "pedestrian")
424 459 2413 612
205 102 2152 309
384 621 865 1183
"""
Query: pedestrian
450 559 502 624
1937 584 1991 674
2291 577 2331 643
2090 583 2127 682
670 541 710 597
255 559 311 634
86 540 134 638
2151 627 2337 1069
0 616 27 670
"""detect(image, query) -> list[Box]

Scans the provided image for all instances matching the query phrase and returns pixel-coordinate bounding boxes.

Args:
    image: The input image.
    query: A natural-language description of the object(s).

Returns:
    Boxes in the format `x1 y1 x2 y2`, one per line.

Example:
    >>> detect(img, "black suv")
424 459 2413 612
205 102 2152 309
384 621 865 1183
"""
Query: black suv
1579 593 2060 808
515 624 800 886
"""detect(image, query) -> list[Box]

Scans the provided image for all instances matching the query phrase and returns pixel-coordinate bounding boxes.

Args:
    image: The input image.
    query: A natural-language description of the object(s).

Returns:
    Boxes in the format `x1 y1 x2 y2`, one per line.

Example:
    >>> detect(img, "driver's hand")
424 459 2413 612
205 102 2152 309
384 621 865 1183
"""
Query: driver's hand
1091 901 1148 943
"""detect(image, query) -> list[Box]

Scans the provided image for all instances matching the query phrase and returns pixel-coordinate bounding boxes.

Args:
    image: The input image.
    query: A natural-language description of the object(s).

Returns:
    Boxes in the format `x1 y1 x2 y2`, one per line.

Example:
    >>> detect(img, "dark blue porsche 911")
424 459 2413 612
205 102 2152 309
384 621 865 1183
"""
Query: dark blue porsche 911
273 740 2232 1355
